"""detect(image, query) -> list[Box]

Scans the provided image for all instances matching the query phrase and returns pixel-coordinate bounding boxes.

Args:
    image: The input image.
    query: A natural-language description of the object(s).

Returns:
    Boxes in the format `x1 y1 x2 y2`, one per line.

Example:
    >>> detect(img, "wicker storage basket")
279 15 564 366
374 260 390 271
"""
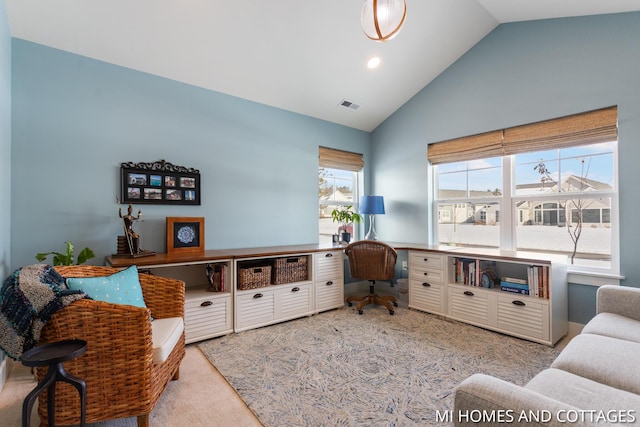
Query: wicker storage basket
273 256 308 285
238 264 272 290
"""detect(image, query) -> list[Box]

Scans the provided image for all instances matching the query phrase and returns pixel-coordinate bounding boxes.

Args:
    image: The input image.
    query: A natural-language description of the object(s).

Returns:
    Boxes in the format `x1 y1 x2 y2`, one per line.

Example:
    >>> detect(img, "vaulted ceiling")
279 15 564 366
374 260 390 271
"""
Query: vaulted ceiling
6 0 640 131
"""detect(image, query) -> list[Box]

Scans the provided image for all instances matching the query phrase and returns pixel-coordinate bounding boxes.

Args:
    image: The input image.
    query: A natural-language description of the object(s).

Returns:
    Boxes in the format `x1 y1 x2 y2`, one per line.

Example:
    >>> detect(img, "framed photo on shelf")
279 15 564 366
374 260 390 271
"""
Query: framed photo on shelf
166 217 205 253
120 160 201 205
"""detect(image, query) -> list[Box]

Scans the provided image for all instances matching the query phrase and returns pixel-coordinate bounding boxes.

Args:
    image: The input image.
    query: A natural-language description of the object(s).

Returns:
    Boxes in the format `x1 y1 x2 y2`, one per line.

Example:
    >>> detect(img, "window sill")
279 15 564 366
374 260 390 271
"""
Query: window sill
567 270 623 287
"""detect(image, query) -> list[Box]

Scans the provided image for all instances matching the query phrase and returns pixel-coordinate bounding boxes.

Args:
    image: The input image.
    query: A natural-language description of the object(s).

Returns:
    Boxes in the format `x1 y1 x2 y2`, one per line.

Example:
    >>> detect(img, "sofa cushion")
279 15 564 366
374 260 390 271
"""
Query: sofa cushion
582 312 640 343
551 334 640 394
151 317 184 364
527 368 640 416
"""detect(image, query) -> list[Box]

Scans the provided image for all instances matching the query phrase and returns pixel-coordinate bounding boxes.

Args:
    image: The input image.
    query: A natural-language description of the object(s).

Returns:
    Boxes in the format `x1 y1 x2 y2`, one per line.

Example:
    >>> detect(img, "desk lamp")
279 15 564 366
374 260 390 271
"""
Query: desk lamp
360 196 385 240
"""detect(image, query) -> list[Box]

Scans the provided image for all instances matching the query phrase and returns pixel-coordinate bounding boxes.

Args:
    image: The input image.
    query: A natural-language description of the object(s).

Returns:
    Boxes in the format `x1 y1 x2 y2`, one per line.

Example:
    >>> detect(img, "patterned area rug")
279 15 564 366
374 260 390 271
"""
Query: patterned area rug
198 306 559 426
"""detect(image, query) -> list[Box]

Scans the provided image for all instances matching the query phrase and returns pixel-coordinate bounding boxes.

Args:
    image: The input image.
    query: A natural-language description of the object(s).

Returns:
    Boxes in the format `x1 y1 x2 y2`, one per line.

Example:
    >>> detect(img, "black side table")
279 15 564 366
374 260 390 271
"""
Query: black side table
21 339 87 427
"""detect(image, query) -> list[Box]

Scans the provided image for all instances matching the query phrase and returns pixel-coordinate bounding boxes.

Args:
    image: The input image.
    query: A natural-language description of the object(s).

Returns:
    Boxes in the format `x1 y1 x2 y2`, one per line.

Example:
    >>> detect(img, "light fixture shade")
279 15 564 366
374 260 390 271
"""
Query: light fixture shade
361 0 407 42
360 196 385 215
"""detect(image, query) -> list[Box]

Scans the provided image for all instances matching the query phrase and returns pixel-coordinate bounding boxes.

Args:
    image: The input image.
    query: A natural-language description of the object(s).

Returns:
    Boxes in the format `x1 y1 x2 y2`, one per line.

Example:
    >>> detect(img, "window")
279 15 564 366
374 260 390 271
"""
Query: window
429 107 619 274
318 147 363 244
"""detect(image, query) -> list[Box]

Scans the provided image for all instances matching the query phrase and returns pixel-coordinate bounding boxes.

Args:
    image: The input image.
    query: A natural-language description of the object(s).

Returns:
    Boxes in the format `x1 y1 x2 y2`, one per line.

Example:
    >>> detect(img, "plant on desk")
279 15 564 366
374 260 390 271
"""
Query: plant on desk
330 205 362 243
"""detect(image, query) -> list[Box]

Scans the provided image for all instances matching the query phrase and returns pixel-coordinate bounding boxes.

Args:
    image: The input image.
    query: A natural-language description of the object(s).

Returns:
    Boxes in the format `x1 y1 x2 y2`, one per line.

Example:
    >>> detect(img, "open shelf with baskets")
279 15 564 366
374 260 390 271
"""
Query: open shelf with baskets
234 254 314 332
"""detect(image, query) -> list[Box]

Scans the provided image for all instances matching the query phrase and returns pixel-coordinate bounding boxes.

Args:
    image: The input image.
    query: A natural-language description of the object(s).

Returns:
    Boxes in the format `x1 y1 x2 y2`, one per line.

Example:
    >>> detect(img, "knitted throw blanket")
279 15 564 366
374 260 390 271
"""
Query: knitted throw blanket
0 264 87 360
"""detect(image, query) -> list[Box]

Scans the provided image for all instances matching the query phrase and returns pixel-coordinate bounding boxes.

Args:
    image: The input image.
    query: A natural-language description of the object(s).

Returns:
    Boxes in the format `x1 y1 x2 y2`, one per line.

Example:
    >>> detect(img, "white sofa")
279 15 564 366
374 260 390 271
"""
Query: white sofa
453 285 640 426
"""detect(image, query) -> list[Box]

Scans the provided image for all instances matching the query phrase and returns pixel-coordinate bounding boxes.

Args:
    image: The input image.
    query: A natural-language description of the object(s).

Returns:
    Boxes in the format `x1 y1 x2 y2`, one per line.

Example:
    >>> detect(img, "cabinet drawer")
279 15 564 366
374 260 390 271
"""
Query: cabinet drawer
278 283 313 318
497 295 550 341
236 289 276 330
409 279 445 315
184 294 232 343
448 287 491 326
410 252 445 270
316 278 344 312
314 251 344 281
409 267 443 284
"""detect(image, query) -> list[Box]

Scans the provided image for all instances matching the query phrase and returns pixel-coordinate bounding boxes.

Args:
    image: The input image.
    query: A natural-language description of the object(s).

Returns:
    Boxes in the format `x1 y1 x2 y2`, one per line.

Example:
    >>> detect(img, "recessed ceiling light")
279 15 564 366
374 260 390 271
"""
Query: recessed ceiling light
367 57 381 69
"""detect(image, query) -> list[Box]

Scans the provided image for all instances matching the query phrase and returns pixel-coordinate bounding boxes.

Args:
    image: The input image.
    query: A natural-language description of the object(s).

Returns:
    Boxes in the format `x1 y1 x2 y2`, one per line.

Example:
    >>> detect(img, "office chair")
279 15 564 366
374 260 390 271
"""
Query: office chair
344 240 398 315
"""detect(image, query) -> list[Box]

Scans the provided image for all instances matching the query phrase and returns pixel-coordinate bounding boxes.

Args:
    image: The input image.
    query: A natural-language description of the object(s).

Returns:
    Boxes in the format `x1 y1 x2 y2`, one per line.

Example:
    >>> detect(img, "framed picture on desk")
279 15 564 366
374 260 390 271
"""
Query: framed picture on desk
166 217 205 253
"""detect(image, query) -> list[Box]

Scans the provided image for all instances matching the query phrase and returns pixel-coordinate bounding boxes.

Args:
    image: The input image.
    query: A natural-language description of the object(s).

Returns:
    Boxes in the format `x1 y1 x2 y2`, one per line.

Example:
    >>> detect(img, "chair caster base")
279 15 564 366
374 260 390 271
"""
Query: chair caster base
348 302 353 307
358 310 363 314
393 302 398 307
389 310 394 315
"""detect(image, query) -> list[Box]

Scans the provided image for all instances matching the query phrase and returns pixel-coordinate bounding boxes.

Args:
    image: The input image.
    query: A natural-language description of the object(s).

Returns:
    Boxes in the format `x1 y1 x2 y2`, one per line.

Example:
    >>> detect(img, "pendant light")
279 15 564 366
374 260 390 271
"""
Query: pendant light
361 0 407 42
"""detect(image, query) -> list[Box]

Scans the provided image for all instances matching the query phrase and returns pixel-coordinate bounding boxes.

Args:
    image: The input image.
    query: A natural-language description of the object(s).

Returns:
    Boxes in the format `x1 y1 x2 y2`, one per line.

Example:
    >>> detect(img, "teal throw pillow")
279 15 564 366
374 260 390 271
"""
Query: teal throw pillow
66 265 147 309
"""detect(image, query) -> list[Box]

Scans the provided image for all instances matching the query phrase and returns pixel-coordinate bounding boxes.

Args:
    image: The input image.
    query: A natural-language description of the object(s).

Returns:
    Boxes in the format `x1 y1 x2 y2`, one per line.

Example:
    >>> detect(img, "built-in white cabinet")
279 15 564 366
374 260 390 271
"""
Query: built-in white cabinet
136 260 234 344
409 250 567 346
314 250 345 313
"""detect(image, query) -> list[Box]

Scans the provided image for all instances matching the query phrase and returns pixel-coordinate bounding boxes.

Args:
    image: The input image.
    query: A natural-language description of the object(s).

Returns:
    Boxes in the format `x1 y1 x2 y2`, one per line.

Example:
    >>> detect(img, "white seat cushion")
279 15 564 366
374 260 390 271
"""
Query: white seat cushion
151 317 184 364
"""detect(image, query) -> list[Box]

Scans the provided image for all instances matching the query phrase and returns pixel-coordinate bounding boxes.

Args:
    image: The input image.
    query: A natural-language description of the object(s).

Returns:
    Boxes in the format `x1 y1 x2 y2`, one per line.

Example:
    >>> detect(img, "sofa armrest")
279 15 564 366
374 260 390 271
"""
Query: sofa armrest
597 285 640 321
454 374 581 427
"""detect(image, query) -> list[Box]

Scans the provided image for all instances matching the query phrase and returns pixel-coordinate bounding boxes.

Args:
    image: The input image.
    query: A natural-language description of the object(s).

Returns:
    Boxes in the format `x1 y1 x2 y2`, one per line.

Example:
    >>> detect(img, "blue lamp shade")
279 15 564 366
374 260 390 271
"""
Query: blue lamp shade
360 196 384 240
359 196 385 215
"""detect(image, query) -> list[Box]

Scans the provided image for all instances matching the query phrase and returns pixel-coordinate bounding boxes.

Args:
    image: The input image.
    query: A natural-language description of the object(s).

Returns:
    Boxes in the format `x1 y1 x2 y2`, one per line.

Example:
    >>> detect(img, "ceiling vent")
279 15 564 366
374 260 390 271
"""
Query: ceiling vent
339 99 360 111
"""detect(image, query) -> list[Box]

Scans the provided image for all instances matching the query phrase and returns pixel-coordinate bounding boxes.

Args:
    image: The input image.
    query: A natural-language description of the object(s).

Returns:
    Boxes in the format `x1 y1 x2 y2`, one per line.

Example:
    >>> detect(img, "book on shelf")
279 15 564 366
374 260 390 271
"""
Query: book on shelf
526 265 549 299
500 285 530 295
500 280 529 290
454 258 496 287
502 276 528 285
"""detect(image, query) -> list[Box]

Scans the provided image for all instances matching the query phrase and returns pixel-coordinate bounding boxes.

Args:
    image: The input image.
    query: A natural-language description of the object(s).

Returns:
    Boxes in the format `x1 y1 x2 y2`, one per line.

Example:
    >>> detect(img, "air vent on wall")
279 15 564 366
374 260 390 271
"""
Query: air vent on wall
339 99 360 111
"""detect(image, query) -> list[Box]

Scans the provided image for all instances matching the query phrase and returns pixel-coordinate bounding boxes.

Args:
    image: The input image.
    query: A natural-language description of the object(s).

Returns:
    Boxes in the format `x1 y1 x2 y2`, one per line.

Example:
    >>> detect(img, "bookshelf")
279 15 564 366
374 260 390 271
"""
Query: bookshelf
409 248 567 346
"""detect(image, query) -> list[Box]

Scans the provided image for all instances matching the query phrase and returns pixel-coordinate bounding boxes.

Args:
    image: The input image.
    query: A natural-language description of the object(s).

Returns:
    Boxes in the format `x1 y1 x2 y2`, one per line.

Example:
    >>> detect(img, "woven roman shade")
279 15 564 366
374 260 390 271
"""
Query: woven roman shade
427 106 617 165
319 147 364 171
427 130 504 165
503 106 618 155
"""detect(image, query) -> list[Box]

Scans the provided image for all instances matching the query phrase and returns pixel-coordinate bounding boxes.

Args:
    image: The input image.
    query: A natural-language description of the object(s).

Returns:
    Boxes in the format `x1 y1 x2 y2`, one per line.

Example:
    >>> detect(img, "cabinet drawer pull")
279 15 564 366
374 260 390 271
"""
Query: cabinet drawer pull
291 287 300 292
200 301 213 307
253 293 263 299
422 282 431 287
463 291 474 296
423 272 428 276
423 258 428 262
325 253 333 258
326 281 333 286
512 300 526 306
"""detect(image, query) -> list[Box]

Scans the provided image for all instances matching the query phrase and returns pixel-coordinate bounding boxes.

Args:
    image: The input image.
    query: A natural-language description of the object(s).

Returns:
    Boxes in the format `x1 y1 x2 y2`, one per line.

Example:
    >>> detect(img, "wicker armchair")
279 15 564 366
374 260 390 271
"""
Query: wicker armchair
345 240 398 314
34 266 185 427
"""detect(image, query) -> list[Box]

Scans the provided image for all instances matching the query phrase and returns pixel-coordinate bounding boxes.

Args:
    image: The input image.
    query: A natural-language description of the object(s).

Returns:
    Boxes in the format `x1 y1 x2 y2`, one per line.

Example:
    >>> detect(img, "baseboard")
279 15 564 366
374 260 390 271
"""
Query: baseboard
568 321 584 339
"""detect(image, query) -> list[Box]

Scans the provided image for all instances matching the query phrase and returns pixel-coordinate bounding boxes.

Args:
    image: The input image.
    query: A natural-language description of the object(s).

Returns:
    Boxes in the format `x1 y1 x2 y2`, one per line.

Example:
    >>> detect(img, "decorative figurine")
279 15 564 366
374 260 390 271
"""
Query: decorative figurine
114 203 155 258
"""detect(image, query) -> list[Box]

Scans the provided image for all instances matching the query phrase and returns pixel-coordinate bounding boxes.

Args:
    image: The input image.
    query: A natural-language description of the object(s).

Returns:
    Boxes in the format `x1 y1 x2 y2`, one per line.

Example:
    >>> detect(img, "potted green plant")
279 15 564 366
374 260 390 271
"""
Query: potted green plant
330 205 362 243
35 241 96 266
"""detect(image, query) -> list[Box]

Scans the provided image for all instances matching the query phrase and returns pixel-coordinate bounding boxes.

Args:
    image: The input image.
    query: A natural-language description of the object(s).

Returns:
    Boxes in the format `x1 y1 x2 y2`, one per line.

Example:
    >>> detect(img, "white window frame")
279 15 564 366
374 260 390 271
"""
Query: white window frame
318 167 363 243
431 148 621 284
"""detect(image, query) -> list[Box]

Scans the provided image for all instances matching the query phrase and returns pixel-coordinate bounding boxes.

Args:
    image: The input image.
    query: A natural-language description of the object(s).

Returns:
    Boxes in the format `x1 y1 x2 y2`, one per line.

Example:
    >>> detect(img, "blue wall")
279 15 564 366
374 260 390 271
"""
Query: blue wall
371 12 640 323
9 12 640 325
0 0 10 280
10 40 370 269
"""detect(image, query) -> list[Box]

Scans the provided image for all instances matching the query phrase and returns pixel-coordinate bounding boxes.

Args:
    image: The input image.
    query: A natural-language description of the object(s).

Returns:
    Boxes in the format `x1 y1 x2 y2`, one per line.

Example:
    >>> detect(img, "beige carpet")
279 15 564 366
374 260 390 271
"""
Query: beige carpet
0 345 262 426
